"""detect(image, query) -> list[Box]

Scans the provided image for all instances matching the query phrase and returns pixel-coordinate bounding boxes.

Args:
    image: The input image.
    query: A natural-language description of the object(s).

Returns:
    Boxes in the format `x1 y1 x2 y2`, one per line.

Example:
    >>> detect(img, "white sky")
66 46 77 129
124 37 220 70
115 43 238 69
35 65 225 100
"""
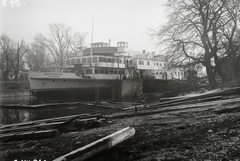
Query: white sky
0 0 168 52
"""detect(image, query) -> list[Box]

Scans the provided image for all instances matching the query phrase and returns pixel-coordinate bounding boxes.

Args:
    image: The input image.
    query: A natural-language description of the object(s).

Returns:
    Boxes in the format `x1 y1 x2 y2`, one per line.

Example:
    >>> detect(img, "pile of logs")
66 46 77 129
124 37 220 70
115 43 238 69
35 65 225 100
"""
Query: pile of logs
0 113 107 142
114 87 240 118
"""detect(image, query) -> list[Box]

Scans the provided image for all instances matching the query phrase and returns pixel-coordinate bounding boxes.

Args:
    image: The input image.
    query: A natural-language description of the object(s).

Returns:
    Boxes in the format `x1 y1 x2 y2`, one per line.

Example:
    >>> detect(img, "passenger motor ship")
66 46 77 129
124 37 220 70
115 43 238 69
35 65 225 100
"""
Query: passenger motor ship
28 41 185 101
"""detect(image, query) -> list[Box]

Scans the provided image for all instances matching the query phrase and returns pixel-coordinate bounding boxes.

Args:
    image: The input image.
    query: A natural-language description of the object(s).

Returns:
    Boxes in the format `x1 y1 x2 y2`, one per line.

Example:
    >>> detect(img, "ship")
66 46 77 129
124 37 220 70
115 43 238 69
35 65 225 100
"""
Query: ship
28 41 186 102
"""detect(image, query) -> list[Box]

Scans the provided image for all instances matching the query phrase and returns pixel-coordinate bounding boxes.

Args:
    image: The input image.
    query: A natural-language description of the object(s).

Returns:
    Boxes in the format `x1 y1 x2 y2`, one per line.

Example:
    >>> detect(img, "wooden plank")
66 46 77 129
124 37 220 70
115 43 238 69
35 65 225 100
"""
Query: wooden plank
0 122 64 134
53 127 135 161
0 113 91 130
0 129 59 142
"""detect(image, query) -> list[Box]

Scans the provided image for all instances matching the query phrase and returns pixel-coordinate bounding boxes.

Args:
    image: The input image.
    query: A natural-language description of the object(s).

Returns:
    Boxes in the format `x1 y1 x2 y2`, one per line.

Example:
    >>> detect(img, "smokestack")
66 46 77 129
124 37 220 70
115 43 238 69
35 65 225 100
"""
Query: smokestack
109 39 111 46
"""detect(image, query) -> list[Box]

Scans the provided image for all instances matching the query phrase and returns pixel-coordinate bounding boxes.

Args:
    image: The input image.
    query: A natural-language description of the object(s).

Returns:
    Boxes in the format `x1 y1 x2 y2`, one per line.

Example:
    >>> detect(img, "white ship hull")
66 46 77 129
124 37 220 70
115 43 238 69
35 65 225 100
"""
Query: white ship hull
28 71 118 101
28 71 114 91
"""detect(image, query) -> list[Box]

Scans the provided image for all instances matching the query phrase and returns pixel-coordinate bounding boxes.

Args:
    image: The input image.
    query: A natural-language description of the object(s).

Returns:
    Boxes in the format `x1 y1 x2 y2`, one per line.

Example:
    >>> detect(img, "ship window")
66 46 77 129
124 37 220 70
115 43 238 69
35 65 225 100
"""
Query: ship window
86 69 92 74
108 58 112 63
87 57 92 63
70 70 76 73
156 72 158 75
103 57 107 62
82 58 86 63
147 61 150 65
99 57 103 62
156 63 158 66
100 69 104 74
114 70 118 74
119 59 122 64
71 59 75 64
94 68 99 74
160 63 162 66
93 57 97 62
76 58 80 64
112 58 115 63
105 70 109 74
110 70 113 74
66 59 70 65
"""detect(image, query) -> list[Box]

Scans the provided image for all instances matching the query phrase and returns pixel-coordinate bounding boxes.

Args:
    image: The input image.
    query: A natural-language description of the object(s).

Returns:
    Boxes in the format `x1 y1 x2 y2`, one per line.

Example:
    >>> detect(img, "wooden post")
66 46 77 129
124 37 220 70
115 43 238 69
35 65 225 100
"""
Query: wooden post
53 127 135 161
111 80 115 104
95 81 101 105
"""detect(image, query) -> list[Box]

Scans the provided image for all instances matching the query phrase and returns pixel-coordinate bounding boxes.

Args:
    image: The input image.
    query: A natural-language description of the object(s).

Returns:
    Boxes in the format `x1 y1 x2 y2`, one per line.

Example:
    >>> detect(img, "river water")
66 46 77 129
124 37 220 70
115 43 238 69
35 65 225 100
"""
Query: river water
0 90 110 125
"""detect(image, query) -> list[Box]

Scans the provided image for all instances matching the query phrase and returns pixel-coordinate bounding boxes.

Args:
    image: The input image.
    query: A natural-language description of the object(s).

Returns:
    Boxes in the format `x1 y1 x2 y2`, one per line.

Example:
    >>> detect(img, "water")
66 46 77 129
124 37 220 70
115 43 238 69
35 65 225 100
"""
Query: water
0 103 111 125
0 89 30 104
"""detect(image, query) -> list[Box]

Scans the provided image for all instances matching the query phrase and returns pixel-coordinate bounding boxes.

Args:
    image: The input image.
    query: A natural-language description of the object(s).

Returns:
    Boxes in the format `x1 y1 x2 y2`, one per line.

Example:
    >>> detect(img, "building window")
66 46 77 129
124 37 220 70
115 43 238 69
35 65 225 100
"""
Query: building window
156 63 158 66
147 61 150 65
99 57 103 62
82 58 86 63
93 57 98 62
76 58 80 64
160 63 162 67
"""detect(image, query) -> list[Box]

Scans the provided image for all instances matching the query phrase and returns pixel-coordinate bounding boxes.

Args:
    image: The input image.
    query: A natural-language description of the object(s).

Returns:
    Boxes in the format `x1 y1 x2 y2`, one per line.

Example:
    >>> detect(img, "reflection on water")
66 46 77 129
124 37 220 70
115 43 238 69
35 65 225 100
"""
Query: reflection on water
0 104 109 125
0 89 30 104
0 109 36 124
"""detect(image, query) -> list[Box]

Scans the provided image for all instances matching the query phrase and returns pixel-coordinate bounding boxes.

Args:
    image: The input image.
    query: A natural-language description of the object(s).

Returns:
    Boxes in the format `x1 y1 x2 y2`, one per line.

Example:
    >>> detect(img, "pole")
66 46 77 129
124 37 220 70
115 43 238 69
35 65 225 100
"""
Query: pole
53 127 135 161
90 18 94 56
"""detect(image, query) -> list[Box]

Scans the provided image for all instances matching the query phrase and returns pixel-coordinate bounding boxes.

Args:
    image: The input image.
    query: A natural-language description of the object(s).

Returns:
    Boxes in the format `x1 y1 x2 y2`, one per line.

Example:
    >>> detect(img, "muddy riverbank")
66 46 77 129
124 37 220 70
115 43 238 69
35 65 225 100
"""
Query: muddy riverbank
0 93 240 161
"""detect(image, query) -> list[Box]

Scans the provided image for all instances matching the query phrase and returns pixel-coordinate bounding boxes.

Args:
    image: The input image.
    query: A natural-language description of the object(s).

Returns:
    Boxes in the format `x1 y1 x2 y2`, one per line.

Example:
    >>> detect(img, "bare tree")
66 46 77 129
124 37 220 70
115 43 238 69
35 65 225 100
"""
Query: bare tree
152 0 240 89
8 39 28 81
35 23 86 67
24 42 50 71
0 35 13 81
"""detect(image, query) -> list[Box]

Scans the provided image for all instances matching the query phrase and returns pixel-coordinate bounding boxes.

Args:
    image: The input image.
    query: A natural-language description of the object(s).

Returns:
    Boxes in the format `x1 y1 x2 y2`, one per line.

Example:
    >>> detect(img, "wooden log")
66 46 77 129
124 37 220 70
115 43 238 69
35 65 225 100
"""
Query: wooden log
53 127 135 161
0 121 64 134
0 113 90 130
0 129 59 142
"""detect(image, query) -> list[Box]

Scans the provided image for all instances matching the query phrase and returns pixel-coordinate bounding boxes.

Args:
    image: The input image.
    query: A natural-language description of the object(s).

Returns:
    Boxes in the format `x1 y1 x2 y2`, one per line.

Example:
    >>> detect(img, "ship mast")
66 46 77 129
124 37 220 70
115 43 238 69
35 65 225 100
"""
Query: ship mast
90 18 94 56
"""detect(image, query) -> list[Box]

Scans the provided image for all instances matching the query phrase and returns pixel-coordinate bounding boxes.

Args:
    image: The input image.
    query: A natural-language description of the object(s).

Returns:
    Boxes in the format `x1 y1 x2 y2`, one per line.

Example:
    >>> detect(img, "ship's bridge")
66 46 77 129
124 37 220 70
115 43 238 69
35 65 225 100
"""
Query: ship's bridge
83 42 118 56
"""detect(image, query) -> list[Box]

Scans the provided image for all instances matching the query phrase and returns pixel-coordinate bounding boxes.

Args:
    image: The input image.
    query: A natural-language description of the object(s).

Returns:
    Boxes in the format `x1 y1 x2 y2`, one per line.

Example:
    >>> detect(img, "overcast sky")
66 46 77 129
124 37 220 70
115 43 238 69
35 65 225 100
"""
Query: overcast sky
1 0 168 52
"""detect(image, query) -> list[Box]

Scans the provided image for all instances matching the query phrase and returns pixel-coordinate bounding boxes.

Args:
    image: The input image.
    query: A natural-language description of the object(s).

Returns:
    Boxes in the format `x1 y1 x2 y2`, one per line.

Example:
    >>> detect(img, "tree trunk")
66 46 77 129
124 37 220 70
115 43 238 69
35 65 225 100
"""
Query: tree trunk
205 65 217 89
232 55 240 78
2 72 9 81
213 55 227 83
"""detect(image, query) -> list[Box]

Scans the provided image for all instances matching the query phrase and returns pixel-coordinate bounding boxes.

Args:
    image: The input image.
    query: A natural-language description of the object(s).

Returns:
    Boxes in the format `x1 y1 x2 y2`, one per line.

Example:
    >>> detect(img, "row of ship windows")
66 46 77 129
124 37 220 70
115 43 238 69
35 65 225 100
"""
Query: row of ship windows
66 57 125 65
85 68 125 74
66 57 167 67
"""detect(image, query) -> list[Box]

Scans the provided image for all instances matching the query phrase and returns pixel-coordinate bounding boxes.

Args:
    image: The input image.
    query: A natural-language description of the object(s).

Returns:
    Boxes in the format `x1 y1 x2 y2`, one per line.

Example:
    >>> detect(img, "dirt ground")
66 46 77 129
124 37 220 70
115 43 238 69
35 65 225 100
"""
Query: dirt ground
1 95 240 161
